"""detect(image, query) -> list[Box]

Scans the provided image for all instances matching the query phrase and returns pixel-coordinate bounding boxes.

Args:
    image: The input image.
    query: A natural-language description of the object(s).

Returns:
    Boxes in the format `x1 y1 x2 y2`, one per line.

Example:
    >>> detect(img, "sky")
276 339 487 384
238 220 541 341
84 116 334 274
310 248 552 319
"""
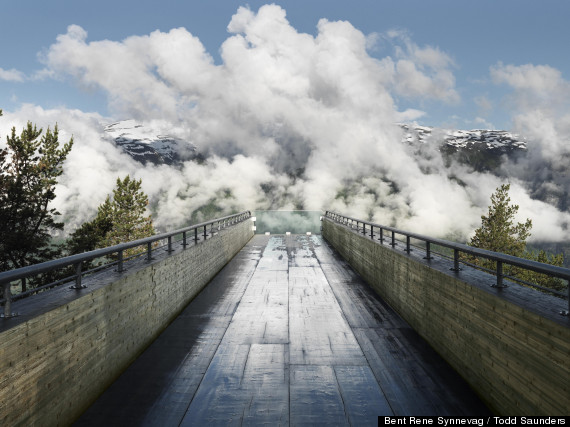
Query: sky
1 0 569 242
2 0 570 130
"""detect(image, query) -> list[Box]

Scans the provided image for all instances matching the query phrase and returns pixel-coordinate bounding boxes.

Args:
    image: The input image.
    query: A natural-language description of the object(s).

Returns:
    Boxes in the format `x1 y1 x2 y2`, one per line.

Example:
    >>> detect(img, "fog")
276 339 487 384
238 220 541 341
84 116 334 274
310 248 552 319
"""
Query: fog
1 5 569 243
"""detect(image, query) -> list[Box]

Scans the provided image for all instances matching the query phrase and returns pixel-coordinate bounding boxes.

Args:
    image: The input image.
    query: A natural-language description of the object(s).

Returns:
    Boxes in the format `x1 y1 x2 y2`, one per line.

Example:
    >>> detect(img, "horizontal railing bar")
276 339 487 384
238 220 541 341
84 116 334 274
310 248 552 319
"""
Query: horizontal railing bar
0 211 251 286
393 237 564 297
325 211 570 281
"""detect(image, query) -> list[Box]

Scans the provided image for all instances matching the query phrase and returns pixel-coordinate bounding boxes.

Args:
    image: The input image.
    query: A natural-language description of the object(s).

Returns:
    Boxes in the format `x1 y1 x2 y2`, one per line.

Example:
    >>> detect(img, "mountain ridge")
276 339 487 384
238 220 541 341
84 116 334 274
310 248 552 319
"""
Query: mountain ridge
105 120 528 167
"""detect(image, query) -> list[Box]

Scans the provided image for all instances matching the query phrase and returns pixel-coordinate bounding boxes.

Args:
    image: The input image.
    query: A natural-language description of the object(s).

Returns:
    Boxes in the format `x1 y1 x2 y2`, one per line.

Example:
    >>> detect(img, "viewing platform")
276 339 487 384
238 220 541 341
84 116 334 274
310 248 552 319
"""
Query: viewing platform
76 234 489 425
1 211 568 425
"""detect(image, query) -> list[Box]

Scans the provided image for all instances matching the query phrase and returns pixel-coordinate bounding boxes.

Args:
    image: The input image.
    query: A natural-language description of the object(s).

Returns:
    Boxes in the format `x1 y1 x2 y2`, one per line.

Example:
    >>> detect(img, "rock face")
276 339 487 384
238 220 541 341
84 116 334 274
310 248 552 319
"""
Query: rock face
104 120 198 165
106 119 527 172
399 123 527 172
400 123 526 150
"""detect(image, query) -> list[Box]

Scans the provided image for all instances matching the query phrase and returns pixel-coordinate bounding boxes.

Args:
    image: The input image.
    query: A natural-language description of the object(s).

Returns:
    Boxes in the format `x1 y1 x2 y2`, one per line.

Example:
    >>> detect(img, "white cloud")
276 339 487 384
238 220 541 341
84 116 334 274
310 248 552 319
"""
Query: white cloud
474 95 492 115
384 30 459 104
489 62 570 232
474 117 495 129
2 5 568 243
0 67 25 82
491 63 570 98
491 62 570 162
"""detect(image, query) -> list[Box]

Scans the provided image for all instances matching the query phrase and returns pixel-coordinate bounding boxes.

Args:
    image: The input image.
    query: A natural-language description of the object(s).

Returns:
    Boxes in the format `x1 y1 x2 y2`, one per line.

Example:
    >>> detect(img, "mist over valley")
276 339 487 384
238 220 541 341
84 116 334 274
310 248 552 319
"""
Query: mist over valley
1 4 569 251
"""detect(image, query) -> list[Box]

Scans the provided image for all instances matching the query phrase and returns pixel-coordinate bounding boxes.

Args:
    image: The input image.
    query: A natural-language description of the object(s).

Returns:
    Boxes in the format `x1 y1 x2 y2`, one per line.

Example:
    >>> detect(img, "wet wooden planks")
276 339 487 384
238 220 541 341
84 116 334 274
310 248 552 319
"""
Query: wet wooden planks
75 234 489 427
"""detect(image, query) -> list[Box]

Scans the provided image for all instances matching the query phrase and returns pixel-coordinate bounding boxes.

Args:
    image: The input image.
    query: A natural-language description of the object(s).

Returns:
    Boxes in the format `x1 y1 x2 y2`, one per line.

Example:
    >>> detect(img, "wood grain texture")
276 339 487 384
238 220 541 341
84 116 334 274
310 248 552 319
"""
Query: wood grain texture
323 218 570 415
0 220 254 427
75 234 489 426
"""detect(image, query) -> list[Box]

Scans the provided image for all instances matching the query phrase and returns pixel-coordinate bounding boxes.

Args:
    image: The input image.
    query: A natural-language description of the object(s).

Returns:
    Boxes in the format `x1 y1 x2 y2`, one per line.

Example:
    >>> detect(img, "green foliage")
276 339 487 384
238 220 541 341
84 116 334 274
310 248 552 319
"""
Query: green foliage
516 250 566 292
189 198 224 224
66 197 113 255
67 176 154 259
102 176 155 253
470 184 532 258
469 184 565 293
0 118 73 288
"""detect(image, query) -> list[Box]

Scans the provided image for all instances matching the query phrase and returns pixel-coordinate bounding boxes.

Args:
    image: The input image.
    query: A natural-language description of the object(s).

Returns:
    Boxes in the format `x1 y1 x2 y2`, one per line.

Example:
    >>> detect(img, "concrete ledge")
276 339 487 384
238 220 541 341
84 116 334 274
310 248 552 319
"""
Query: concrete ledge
0 219 254 426
322 218 570 415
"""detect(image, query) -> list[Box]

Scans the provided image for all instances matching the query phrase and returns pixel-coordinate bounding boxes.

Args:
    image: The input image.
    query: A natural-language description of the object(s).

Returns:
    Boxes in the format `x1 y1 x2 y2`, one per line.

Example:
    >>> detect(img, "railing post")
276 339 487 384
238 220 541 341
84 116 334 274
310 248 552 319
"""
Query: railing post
564 281 570 316
370 225 374 239
182 231 187 248
425 241 432 260
167 236 173 253
405 236 411 253
495 260 506 288
118 250 124 272
147 242 153 261
379 228 383 243
195 228 198 243
70 262 86 289
203 225 207 240
560 279 570 316
362 222 366 235
451 249 460 272
1 282 17 318
391 231 396 247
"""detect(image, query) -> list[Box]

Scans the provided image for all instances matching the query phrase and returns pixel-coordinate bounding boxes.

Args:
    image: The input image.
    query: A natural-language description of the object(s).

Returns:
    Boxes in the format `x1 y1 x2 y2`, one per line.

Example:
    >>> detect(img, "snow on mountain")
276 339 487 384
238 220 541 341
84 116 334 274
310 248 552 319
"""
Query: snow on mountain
104 120 198 165
105 119 526 172
399 123 527 151
399 123 527 172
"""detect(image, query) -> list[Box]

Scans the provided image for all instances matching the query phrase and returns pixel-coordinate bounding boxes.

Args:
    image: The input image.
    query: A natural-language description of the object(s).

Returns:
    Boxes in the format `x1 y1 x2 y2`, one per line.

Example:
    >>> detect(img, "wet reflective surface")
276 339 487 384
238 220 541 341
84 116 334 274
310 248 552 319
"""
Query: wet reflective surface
253 211 322 235
75 235 489 426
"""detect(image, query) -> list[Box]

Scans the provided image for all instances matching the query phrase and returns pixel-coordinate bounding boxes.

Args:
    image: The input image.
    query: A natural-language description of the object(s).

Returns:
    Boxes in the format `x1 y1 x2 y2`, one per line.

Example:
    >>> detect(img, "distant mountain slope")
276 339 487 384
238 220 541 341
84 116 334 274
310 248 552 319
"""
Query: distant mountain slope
400 123 527 172
104 120 199 165
105 119 527 171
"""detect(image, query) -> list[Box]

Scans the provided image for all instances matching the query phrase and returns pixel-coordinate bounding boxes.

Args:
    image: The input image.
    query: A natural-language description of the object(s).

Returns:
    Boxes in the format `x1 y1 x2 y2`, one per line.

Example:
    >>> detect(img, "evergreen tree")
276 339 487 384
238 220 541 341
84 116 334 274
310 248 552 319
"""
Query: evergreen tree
0 115 73 289
517 250 566 292
470 183 532 258
66 196 113 255
67 176 154 259
469 183 564 292
102 175 155 254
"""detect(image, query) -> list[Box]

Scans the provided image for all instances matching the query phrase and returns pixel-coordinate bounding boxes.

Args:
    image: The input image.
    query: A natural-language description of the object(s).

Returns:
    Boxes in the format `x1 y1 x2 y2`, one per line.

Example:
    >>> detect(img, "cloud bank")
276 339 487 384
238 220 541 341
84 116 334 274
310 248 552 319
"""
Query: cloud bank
491 62 570 235
0 67 25 82
1 5 569 243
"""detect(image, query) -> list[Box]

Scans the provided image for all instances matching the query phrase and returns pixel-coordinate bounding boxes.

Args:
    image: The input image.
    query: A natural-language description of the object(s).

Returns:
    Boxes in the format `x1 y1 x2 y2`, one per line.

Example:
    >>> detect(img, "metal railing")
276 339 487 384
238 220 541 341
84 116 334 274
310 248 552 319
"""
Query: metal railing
0 211 252 318
253 210 323 235
325 211 570 316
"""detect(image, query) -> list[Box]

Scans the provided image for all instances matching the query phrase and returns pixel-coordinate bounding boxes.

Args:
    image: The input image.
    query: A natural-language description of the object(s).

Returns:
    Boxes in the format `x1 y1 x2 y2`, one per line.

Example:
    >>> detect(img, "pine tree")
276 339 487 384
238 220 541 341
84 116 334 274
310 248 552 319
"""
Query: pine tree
102 176 154 253
470 183 532 258
517 250 566 292
66 196 113 255
67 176 154 259
469 183 564 292
0 117 73 288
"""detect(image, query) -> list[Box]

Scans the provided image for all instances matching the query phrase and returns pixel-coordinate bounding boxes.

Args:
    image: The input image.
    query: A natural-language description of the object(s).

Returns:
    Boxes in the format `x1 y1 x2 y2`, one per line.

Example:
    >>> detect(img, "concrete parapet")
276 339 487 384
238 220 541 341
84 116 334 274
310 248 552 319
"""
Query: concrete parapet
322 218 570 415
0 219 253 426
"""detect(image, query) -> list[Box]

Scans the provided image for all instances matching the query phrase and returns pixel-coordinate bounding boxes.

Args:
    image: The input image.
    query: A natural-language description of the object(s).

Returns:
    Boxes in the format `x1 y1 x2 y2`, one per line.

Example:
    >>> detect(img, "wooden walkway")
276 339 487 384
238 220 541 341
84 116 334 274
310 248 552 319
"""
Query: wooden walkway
75 235 489 426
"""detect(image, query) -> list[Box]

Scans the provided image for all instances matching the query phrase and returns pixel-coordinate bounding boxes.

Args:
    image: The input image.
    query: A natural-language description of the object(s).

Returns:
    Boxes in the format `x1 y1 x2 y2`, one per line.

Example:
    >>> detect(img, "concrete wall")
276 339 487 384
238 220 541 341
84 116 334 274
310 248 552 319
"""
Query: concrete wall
322 218 570 415
0 219 253 426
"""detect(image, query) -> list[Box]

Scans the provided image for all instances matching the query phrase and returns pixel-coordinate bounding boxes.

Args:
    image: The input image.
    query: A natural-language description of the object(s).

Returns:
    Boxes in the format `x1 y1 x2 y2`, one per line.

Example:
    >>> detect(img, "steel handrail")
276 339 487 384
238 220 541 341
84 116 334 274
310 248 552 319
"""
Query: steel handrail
325 211 570 315
1 211 251 317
